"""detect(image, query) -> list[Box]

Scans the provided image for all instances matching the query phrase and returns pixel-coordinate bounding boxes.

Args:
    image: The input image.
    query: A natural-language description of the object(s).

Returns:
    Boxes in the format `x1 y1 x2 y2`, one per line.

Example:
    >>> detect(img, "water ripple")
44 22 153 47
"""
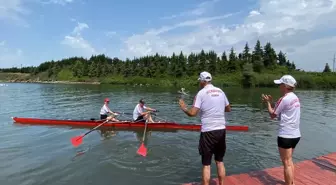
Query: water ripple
0 84 335 185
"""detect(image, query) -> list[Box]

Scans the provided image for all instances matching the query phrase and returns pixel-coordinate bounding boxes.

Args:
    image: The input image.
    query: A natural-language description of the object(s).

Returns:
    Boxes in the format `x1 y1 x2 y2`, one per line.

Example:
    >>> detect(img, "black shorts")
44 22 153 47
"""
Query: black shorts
100 114 108 120
277 137 300 149
134 115 145 123
199 129 226 166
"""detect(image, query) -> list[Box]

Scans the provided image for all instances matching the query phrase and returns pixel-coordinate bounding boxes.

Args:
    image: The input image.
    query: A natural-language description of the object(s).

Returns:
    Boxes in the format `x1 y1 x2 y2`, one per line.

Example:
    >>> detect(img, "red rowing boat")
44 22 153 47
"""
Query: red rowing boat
11 117 249 132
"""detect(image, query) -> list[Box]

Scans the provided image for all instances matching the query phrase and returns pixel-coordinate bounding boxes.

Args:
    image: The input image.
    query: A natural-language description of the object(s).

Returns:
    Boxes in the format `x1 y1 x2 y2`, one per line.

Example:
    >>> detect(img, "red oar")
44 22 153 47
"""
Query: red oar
137 120 149 157
71 119 109 147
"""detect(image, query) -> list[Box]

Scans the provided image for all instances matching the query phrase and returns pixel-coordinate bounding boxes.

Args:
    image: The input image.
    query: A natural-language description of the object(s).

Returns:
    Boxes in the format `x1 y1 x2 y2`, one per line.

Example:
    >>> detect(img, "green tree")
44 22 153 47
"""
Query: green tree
187 52 197 76
242 63 255 87
323 63 331 72
198 50 207 72
227 47 239 72
263 42 277 68
208 50 217 75
242 42 251 63
217 51 228 74
278 51 287 66
252 40 263 63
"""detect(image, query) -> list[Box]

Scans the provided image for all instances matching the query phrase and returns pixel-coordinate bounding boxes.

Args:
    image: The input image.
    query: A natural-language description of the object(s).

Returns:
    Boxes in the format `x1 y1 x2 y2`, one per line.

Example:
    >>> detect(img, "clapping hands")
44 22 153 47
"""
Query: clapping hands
261 94 273 103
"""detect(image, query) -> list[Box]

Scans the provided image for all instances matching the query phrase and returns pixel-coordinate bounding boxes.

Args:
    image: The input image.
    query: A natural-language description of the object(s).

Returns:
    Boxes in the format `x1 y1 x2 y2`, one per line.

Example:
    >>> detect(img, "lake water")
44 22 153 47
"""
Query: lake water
0 83 335 185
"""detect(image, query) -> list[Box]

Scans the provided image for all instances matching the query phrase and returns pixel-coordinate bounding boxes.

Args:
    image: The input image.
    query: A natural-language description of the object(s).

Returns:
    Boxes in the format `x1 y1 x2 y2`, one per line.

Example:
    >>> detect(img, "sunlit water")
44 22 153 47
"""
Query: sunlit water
0 83 335 185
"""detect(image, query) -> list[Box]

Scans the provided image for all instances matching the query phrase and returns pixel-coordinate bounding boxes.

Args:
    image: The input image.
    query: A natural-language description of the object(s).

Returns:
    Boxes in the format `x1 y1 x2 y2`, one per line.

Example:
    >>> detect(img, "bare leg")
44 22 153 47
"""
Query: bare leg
143 115 149 123
111 117 119 121
107 116 114 121
202 165 211 185
107 115 119 122
215 161 226 185
279 147 294 185
147 114 154 123
291 149 295 185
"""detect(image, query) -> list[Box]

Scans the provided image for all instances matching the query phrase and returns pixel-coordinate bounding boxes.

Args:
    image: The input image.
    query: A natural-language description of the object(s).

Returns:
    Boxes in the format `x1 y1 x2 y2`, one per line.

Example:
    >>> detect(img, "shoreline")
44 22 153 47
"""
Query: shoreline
0 79 100 85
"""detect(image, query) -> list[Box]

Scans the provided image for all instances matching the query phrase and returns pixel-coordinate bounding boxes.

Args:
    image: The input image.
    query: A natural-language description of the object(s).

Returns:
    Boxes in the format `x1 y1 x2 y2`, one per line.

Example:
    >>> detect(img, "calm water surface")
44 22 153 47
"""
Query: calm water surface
0 83 335 185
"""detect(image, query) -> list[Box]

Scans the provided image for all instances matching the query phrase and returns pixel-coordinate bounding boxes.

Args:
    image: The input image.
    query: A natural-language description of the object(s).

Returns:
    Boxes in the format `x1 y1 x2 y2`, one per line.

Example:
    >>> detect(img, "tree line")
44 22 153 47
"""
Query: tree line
1 40 299 79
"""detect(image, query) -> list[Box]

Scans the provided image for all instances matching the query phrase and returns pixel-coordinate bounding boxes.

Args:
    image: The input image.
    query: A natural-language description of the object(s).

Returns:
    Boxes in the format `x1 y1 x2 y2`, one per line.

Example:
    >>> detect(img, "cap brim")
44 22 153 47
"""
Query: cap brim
198 77 212 81
274 80 282 84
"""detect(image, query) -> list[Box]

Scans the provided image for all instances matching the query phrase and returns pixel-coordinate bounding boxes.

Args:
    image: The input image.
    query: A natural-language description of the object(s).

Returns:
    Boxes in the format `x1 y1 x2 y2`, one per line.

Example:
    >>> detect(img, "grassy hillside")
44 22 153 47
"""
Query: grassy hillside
1 39 335 88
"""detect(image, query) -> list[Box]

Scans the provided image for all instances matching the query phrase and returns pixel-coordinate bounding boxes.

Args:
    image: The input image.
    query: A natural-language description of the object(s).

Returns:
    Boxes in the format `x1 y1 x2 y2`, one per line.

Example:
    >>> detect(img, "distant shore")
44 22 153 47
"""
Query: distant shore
1 71 336 89
0 79 100 85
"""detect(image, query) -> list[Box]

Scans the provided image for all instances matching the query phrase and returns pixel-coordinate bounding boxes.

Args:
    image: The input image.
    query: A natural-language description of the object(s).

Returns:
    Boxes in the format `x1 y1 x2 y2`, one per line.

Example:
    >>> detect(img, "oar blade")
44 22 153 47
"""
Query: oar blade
137 143 147 157
71 136 83 147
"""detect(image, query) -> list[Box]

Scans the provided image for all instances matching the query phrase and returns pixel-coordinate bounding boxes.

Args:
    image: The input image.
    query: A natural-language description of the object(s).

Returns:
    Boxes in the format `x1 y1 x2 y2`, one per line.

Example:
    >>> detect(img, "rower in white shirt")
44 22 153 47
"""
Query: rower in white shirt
100 98 119 122
132 99 157 123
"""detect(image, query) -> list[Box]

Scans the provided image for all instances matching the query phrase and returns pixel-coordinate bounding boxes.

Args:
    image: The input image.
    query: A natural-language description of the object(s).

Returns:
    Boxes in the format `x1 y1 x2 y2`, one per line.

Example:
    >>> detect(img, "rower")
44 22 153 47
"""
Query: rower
132 99 157 123
100 98 119 121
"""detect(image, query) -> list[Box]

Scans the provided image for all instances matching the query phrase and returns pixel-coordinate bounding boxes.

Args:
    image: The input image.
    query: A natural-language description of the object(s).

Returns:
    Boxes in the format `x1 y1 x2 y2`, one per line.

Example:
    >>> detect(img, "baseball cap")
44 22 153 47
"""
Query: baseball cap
198 71 212 82
104 98 110 102
274 75 297 87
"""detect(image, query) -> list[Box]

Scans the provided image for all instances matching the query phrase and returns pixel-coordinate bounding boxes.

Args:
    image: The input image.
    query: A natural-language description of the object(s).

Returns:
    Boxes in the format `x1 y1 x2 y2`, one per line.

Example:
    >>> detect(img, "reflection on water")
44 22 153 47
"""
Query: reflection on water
0 83 335 185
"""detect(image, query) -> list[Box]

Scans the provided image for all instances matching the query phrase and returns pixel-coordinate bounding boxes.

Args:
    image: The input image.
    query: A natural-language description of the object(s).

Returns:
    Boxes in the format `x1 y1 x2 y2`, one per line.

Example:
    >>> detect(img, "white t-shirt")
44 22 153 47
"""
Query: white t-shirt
100 104 111 115
193 84 230 132
133 104 147 120
274 92 301 138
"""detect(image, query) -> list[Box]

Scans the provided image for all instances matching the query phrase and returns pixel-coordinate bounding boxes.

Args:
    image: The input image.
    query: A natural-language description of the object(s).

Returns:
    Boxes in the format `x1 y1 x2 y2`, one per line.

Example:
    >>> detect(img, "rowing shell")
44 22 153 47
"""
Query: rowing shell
11 117 249 132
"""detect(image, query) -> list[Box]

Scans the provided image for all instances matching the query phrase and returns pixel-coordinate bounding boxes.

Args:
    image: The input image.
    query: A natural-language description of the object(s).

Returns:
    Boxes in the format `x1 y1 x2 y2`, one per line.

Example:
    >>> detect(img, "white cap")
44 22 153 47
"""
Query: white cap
274 75 297 87
198 71 212 82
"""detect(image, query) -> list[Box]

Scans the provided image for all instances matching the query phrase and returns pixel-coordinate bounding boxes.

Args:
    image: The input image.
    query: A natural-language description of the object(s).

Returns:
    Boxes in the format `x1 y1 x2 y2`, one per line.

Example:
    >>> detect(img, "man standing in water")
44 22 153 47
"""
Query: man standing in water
262 75 301 185
178 71 231 185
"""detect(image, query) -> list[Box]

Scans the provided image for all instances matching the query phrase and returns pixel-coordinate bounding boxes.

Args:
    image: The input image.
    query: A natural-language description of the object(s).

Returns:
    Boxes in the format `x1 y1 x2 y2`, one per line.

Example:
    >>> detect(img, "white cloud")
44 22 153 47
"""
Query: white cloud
248 10 260 17
62 35 95 53
121 0 336 71
161 0 220 20
287 36 336 71
40 0 74 6
72 22 88 35
122 14 235 57
61 22 97 55
148 14 234 35
0 0 30 26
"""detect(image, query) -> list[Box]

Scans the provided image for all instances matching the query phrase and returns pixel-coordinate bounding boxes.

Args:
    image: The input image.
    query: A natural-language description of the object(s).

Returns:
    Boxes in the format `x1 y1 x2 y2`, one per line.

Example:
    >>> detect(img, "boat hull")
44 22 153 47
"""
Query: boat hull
11 117 249 132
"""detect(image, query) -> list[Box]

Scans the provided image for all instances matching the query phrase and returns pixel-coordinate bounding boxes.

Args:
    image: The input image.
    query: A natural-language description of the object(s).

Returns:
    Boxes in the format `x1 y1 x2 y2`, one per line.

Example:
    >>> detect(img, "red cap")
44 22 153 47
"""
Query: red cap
104 98 110 102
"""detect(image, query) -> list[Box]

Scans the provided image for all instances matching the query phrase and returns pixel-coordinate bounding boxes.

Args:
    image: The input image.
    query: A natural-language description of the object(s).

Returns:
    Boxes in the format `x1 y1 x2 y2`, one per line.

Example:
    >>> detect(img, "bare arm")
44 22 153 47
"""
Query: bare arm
179 99 199 117
225 104 231 112
106 106 117 115
144 107 156 111
181 106 199 117
262 94 278 119
266 102 277 119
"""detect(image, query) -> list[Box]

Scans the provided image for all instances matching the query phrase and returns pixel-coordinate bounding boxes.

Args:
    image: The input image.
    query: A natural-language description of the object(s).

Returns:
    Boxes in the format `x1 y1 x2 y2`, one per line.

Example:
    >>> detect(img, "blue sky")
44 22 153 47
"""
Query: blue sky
1 0 336 71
